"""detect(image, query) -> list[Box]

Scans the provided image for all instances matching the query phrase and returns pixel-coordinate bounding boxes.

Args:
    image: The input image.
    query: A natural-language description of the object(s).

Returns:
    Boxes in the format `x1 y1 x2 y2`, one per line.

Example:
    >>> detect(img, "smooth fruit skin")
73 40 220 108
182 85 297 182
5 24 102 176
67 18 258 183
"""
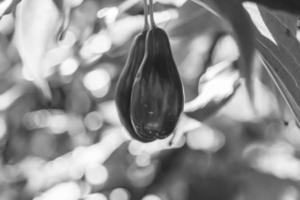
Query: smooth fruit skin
130 27 184 140
115 31 156 142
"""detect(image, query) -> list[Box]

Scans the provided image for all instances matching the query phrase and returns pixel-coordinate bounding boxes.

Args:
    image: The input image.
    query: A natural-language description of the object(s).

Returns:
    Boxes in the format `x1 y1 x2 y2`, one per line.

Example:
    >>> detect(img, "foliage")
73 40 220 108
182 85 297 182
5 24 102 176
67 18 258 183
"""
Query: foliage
0 0 299 200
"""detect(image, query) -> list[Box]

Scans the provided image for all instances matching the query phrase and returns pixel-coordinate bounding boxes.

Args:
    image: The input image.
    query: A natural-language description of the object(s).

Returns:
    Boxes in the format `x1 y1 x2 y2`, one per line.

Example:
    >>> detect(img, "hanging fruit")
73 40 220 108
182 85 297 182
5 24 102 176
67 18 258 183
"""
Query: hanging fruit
115 0 155 142
130 0 184 140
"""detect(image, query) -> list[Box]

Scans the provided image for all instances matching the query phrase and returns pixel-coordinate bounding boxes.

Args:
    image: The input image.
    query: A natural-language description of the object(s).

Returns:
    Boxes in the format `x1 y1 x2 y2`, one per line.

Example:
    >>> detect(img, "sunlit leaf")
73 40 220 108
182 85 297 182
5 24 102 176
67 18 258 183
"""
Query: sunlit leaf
14 0 73 98
184 60 240 121
244 3 277 43
192 0 255 100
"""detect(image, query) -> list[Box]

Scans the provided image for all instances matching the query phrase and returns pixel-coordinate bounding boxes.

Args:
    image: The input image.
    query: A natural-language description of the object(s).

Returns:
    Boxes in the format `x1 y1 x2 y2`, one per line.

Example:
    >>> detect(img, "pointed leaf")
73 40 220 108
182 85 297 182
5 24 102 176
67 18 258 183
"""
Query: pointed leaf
246 4 300 126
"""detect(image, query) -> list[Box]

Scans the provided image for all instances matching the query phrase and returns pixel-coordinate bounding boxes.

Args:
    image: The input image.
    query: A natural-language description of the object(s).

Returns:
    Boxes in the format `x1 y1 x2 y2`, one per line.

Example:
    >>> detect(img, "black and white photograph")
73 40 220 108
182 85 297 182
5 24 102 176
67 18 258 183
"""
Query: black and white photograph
0 0 299 199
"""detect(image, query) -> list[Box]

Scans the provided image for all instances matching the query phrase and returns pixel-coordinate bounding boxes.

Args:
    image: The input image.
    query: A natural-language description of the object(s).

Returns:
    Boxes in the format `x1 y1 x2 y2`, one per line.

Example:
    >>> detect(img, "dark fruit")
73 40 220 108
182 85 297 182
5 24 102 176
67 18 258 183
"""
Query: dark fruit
115 30 155 142
130 27 184 140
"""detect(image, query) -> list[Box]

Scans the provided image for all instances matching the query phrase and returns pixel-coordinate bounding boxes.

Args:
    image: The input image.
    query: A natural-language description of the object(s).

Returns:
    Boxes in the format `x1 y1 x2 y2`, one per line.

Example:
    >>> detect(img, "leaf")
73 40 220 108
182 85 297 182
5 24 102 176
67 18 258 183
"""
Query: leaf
184 60 240 121
245 3 300 126
0 0 21 18
258 6 300 61
257 38 300 125
192 0 255 100
261 55 300 126
14 0 72 98
244 0 300 15
274 12 297 36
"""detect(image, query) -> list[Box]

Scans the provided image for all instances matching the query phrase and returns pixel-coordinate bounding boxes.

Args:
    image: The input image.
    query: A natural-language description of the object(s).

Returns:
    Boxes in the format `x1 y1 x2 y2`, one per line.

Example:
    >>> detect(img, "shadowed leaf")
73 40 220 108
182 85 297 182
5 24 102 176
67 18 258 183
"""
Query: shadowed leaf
244 0 300 15
246 3 300 126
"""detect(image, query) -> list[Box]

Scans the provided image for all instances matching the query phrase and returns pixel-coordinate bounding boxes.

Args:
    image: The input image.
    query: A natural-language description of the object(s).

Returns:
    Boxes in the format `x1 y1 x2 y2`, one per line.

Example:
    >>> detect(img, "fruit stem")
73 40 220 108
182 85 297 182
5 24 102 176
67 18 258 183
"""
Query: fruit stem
143 0 149 30
149 0 156 28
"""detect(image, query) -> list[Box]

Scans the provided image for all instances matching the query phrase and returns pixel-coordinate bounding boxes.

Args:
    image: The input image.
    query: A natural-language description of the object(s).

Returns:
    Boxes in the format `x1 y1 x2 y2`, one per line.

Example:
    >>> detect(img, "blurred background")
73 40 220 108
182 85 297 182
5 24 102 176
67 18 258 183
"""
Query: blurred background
0 0 300 199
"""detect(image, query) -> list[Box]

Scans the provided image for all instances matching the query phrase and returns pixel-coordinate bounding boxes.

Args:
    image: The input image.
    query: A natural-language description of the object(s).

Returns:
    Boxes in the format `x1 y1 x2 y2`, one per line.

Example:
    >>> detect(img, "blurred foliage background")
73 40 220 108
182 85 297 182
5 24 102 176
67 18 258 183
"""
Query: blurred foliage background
0 0 300 200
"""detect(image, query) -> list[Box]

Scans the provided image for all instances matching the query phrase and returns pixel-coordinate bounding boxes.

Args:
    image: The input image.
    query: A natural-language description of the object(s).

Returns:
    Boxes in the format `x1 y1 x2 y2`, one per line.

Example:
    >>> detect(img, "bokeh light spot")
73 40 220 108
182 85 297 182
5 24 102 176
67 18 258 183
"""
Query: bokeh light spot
136 154 151 167
187 126 225 152
97 7 119 25
84 111 103 131
85 164 109 185
109 188 130 200
83 69 111 98
60 57 79 76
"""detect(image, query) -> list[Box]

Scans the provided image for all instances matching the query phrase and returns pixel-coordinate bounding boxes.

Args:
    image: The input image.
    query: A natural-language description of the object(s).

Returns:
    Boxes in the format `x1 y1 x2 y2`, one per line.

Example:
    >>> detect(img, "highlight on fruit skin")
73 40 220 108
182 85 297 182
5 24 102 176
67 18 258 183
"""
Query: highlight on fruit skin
115 30 156 142
130 27 184 140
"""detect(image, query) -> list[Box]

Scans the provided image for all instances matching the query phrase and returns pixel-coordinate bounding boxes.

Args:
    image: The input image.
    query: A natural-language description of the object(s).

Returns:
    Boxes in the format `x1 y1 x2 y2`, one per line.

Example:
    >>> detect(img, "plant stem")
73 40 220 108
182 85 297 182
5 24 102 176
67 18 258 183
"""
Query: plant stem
143 0 149 30
149 0 156 28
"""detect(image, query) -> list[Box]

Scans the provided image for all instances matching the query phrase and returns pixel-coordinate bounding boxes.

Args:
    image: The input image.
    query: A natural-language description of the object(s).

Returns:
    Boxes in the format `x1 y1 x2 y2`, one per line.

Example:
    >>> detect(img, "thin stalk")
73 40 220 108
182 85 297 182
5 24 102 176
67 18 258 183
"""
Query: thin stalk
149 0 156 28
143 0 149 30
